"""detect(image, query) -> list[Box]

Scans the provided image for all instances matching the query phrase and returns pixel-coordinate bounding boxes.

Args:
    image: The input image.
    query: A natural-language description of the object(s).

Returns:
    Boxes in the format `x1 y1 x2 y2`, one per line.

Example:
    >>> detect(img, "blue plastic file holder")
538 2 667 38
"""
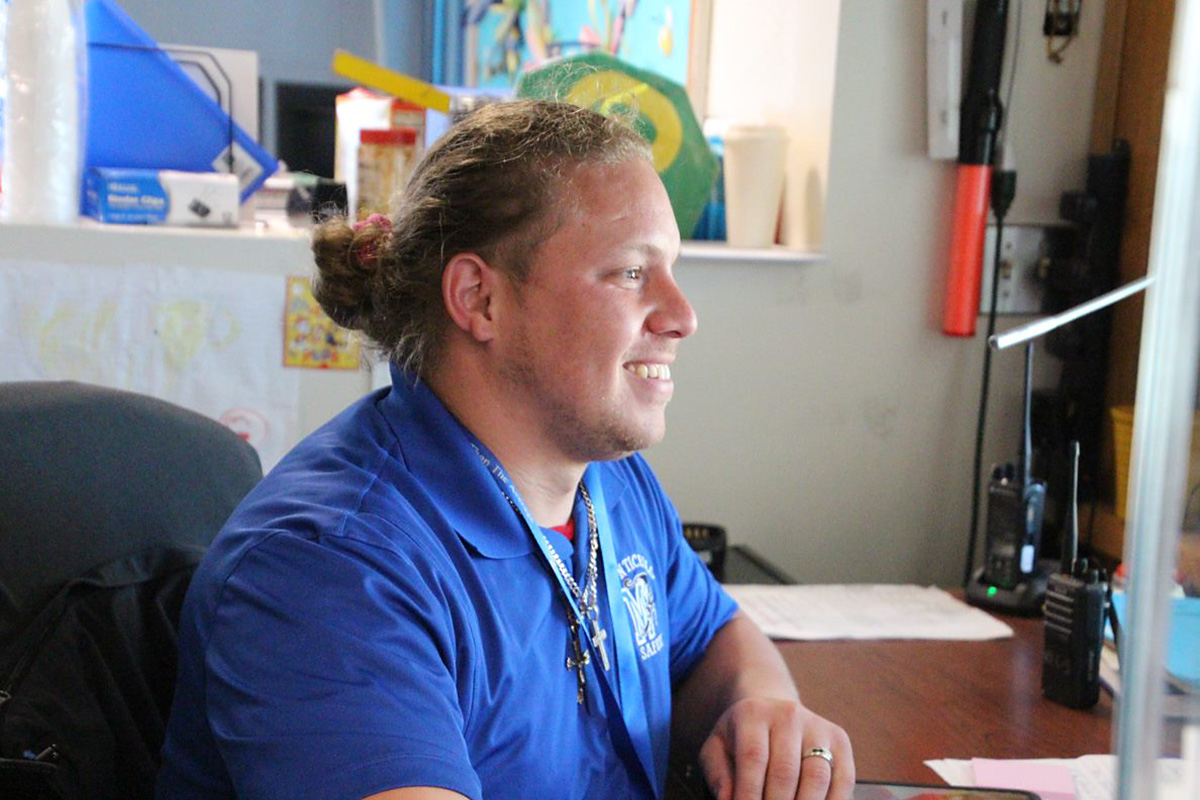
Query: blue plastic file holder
84 0 277 202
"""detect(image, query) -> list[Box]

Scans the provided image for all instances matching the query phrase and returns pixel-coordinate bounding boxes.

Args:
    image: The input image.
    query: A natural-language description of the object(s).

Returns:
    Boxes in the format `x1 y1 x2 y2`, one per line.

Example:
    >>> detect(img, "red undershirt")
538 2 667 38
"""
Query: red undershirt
549 517 575 542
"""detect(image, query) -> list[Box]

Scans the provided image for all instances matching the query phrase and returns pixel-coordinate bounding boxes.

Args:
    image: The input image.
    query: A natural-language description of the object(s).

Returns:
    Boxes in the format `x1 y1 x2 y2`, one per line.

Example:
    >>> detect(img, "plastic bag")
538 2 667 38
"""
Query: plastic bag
1 0 88 224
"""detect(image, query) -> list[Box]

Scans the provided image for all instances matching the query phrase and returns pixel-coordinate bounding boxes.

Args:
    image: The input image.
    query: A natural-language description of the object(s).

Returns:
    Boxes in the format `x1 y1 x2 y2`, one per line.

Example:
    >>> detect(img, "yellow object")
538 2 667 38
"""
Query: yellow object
1111 405 1200 520
563 69 682 173
658 25 673 56
331 50 451 114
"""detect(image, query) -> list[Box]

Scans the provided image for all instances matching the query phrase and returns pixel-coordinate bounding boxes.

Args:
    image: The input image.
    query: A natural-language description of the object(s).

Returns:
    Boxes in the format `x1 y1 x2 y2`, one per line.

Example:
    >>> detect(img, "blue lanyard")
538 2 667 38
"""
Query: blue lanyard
466 439 660 796
583 464 661 794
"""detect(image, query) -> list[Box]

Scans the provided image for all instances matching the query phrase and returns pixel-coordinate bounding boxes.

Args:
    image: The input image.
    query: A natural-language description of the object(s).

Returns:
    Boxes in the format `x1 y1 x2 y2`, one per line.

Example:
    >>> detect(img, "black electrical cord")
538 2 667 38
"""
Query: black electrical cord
963 169 1018 587
1003 0 1024 132
960 4 1025 587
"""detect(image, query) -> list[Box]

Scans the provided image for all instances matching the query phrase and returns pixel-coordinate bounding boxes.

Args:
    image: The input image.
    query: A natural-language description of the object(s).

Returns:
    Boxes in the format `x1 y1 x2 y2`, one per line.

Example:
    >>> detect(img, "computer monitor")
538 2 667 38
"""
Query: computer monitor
275 82 349 179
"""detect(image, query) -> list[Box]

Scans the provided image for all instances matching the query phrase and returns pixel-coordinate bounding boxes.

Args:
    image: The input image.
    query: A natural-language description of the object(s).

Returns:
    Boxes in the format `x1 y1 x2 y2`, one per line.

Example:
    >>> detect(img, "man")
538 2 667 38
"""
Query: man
158 100 852 800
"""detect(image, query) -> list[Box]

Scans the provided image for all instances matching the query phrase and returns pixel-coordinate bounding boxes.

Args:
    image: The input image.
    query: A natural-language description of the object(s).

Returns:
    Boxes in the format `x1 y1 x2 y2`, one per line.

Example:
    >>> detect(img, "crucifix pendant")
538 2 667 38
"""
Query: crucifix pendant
565 621 590 705
590 618 611 672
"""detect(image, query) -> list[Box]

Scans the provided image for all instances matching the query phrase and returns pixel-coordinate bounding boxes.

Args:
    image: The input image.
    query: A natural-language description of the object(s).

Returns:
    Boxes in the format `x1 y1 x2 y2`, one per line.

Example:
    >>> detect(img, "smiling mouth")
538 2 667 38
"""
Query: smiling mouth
624 362 672 381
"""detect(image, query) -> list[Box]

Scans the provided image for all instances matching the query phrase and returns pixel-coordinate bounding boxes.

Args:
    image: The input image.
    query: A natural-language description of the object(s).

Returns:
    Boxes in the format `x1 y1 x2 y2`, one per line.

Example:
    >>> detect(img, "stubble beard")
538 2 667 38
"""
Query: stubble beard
500 330 661 464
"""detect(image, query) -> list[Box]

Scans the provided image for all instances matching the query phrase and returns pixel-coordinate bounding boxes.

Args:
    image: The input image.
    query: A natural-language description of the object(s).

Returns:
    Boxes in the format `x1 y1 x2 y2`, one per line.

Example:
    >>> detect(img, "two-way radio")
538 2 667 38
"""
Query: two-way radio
966 342 1048 613
1041 441 1109 708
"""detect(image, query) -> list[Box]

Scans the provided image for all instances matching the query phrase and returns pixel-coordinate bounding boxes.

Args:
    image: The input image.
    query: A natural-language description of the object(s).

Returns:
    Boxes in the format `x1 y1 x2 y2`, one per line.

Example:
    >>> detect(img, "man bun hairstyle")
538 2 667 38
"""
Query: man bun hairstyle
311 99 652 380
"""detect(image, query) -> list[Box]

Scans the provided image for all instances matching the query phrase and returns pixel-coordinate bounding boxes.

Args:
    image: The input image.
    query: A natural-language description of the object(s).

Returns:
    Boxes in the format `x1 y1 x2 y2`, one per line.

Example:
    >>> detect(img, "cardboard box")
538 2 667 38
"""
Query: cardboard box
84 168 239 227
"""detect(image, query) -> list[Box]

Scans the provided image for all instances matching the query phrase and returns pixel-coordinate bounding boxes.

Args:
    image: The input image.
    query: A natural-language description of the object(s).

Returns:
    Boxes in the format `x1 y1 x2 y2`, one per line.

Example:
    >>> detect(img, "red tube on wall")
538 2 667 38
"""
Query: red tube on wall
943 164 993 336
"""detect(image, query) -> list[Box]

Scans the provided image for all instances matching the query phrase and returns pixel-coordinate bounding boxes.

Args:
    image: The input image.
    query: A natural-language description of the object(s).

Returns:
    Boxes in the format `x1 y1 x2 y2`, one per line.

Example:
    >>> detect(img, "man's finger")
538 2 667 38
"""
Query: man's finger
762 712 804 800
698 734 735 800
794 746 834 800
827 738 856 800
729 721 771 800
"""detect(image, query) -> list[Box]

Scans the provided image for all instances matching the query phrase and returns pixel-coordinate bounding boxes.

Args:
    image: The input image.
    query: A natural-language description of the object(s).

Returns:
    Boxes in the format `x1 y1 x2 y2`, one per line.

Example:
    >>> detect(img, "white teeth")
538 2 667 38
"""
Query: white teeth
626 363 671 381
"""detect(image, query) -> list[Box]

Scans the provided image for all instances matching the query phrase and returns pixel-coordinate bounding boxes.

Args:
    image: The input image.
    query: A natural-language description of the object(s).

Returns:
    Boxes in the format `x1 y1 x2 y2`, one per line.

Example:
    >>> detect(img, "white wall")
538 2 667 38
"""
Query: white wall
704 0 841 249
643 0 1107 586
994 0 1107 225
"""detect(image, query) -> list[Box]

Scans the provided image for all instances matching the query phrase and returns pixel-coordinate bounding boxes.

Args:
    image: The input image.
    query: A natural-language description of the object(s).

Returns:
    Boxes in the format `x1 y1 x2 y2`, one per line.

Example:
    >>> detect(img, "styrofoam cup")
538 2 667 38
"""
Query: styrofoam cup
722 124 788 248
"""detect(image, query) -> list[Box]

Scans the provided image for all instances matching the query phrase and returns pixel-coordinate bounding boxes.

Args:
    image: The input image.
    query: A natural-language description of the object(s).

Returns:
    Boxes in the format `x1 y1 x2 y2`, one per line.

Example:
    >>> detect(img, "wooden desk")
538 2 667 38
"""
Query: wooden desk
777 612 1114 783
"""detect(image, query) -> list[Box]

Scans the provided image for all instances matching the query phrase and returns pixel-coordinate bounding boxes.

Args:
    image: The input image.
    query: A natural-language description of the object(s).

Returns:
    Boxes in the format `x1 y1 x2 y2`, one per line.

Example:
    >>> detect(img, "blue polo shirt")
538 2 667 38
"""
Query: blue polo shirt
158 367 738 799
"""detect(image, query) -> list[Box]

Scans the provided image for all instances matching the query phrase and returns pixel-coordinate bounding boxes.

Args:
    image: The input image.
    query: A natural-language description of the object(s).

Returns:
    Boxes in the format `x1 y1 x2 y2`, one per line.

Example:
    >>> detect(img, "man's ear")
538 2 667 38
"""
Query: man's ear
443 252 504 342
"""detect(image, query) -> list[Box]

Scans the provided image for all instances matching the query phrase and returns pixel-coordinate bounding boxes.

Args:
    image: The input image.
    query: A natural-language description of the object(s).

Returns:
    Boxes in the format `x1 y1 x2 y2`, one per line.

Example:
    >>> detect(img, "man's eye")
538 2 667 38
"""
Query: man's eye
623 268 644 282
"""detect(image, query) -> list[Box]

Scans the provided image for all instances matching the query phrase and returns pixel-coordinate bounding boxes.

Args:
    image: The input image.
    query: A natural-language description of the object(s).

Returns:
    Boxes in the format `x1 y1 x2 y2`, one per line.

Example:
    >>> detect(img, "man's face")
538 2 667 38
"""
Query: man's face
495 157 696 464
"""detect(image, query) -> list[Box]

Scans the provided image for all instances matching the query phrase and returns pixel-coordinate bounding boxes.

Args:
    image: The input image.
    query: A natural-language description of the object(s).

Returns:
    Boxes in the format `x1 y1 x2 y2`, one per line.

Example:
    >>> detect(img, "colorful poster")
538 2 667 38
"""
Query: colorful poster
463 0 698 91
0 260 299 471
283 277 362 371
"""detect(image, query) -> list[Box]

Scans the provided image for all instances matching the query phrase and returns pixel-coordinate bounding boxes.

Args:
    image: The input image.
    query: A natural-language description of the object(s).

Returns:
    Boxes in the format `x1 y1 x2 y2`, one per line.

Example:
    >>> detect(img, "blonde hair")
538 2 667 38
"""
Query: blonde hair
311 99 651 380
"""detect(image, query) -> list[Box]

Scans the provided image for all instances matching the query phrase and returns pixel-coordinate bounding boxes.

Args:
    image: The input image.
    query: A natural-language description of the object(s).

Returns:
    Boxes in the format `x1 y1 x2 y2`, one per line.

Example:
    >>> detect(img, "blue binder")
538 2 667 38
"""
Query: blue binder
84 0 277 201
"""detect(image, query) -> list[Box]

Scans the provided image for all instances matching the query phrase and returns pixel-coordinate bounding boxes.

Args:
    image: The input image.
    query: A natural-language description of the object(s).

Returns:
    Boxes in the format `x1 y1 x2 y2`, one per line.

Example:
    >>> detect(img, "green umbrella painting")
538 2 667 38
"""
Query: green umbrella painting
516 51 717 238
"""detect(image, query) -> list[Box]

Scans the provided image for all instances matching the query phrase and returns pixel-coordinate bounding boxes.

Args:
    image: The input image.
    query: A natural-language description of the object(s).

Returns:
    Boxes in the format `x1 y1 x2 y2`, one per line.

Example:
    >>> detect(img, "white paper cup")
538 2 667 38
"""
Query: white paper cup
722 124 788 248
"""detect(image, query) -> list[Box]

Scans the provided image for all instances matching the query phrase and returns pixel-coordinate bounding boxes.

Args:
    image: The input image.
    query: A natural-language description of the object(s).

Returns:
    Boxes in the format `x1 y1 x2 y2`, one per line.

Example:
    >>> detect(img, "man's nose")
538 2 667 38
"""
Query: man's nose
647 273 698 339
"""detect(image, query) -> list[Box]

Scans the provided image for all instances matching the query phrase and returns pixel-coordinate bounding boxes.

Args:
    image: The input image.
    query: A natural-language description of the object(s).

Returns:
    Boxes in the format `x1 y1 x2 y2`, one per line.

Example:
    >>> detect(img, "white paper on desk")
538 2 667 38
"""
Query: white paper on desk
723 584 1013 640
925 755 1186 800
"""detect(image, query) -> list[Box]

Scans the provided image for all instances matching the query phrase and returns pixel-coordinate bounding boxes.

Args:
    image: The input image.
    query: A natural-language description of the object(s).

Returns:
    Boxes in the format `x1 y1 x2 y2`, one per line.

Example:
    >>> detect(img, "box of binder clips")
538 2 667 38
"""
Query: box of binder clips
84 167 239 227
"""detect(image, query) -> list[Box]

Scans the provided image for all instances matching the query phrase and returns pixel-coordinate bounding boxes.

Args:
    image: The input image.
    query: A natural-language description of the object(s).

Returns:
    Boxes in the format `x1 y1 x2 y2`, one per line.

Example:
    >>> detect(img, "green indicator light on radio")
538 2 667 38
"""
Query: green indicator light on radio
987 586 998 597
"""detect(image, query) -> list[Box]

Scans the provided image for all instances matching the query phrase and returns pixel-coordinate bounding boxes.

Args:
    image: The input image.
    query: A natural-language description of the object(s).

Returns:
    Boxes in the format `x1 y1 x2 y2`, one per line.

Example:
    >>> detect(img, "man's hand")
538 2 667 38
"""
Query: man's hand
672 612 855 800
697 697 853 800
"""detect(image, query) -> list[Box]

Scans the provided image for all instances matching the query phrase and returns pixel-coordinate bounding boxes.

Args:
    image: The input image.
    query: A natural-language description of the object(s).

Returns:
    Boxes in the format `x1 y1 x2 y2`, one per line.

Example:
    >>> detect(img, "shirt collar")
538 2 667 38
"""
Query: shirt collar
377 364 628 559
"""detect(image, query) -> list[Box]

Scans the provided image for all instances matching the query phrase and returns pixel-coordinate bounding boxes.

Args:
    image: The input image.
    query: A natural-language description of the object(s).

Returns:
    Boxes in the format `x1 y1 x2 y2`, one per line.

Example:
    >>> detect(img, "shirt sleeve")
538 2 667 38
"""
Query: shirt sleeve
622 456 739 687
662 505 740 686
202 524 483 800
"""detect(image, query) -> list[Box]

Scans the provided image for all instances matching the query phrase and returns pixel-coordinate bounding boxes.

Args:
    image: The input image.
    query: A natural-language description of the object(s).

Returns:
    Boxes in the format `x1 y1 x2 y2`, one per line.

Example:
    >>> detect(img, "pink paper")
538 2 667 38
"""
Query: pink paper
971 758 1076 800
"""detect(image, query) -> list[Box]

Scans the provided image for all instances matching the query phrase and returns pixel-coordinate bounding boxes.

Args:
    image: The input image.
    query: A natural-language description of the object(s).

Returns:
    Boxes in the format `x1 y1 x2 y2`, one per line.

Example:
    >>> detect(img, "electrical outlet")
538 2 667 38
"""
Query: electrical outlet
979 224 1071 315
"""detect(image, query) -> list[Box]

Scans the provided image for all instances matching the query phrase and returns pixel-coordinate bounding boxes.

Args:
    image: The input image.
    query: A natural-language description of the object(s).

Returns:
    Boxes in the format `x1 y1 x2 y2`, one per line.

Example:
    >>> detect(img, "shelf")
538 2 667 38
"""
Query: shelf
679 240 826 265
0 223 823 270
0 219 312 274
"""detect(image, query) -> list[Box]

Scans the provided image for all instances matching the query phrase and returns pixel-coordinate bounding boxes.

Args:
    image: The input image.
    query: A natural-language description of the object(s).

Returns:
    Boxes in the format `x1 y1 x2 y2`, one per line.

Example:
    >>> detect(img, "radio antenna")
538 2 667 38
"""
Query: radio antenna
1063 440 1080 572
1020 341 1034 487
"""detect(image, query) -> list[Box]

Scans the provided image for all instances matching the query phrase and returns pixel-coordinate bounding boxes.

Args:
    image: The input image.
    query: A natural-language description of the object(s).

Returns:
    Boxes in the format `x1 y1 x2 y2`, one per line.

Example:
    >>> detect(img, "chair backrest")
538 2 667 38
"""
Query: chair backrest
0 381 263 798
0 381 263 641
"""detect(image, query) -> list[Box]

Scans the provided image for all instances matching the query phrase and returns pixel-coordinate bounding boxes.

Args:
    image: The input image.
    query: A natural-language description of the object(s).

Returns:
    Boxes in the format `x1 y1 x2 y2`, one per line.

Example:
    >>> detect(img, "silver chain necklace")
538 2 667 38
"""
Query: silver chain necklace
548 485 610 673
498 482 612 705
538 485 599 620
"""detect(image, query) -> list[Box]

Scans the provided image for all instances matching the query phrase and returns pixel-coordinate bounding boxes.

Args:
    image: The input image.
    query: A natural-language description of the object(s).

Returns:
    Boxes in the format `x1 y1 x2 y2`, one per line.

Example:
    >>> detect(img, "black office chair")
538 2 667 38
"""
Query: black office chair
0 381 263 799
